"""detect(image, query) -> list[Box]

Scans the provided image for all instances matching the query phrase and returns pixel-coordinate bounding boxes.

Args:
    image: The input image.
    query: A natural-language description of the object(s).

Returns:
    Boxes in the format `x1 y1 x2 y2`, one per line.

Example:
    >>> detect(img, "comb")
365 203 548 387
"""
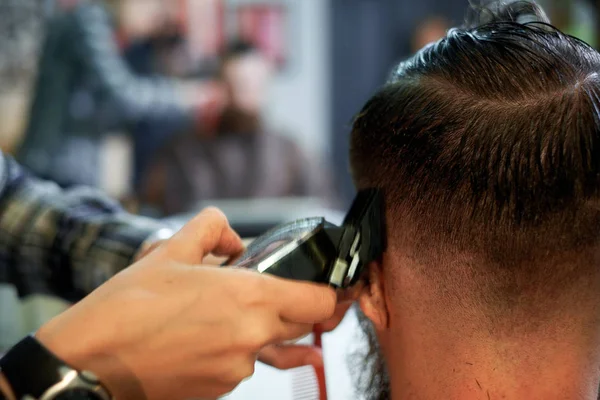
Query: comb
291 327 328 400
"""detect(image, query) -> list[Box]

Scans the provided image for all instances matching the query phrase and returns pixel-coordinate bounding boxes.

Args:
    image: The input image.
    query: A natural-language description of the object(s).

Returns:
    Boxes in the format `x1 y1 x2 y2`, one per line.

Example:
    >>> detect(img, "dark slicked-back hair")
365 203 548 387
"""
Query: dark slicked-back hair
350 1 600 310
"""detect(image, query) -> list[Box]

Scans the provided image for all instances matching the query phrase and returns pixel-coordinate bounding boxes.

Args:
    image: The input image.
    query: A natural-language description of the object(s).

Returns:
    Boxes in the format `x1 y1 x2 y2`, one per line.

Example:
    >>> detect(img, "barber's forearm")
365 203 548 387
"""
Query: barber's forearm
68 216 175 295
0 153 172 296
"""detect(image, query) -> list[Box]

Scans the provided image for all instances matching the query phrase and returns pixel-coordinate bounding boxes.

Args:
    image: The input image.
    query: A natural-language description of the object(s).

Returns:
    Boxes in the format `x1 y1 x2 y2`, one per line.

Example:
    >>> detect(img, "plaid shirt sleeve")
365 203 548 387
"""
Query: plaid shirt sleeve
0 153 167 300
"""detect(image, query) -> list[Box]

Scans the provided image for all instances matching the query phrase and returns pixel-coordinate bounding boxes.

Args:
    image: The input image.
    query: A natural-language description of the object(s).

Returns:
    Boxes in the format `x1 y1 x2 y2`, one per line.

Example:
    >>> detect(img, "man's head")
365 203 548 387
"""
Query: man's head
350 1 600 399
219 41 273 116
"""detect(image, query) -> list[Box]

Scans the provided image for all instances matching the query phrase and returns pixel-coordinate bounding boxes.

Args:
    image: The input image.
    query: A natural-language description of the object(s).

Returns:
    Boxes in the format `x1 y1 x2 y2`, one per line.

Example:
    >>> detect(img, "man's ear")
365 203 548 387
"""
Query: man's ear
358 260 389 331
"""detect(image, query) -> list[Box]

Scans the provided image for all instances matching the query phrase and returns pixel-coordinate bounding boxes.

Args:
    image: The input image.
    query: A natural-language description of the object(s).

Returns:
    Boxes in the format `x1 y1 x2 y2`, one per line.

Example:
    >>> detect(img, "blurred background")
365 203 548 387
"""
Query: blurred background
0 0 598 218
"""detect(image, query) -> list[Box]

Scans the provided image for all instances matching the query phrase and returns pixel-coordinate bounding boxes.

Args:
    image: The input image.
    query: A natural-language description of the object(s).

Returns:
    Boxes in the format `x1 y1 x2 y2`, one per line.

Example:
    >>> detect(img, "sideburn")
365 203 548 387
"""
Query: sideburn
349 306 391 400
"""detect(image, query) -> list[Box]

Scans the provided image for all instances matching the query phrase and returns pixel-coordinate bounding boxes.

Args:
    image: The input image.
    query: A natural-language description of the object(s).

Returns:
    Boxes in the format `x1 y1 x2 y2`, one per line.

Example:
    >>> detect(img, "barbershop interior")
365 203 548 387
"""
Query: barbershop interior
0 0 599 399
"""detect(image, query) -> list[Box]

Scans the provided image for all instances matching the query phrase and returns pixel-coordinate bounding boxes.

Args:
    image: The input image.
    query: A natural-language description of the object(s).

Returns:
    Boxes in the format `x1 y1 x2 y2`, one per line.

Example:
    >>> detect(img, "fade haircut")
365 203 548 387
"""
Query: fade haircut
350 0 600 312
351 2 600 399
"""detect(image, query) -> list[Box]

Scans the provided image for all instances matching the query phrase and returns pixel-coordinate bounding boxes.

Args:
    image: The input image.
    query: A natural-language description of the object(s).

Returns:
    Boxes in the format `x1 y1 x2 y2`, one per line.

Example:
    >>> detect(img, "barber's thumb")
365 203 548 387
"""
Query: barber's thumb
163 207 244 264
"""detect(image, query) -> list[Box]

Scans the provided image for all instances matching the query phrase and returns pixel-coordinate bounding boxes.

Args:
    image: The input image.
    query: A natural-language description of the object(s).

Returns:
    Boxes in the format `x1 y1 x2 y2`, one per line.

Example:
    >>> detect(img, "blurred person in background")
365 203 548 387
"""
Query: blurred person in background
121 5 202 191
0 0 44 155
141 41 335 216
122 1 191 79
16 0 224 189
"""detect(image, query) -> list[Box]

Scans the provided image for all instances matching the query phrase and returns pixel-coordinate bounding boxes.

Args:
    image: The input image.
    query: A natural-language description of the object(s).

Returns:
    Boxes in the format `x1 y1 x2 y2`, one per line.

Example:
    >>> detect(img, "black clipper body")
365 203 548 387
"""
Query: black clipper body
229 189 386 289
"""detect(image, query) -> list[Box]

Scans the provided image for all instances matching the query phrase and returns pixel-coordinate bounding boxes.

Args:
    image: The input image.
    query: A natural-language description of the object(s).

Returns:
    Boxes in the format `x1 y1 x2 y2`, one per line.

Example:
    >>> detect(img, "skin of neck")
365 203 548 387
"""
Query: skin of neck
383 315 600 400
362 251 600 400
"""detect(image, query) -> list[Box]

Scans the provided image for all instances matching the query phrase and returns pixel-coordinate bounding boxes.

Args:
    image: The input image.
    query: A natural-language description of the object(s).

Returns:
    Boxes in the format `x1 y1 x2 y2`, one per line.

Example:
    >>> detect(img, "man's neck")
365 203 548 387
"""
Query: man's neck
386 331 600 400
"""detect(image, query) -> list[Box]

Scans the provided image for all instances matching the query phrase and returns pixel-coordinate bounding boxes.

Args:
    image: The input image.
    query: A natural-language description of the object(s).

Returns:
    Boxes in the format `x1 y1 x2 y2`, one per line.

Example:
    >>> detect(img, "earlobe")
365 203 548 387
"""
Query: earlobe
358 261 389 331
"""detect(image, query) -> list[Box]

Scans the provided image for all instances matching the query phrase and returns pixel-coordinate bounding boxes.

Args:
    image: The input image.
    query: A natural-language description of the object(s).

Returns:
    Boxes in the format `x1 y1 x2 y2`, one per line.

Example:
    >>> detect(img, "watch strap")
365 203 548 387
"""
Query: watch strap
0 335 65 399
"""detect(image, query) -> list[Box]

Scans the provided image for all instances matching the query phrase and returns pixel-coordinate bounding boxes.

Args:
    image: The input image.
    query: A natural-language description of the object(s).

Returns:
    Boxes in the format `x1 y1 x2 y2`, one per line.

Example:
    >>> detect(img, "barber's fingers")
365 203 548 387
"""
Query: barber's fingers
278 321 313 343
314 285 363 331
315 302 353 333
163 207 244 264
337 282 364 304
202 238 254 265
201 254 229 266
258 344 323 370
269 278 337 324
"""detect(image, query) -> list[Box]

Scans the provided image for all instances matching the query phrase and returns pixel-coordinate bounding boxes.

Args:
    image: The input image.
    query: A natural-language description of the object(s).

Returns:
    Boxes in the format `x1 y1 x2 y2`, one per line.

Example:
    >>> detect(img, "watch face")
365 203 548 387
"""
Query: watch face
53 389 104 400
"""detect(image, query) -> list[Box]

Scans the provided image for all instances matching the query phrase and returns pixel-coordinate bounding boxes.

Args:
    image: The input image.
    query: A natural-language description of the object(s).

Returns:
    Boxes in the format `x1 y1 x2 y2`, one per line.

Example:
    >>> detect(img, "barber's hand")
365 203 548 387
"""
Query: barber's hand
257 291 358 370
180 81 226 108
134 228 176 261
317 283 364 332
36 208 337 400
180 80 227 131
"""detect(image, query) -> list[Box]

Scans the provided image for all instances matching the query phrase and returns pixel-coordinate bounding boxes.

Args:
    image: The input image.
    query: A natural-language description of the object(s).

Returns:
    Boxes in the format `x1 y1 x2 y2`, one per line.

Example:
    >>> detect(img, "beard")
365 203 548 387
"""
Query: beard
218 107 261 135
349 306 391 400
